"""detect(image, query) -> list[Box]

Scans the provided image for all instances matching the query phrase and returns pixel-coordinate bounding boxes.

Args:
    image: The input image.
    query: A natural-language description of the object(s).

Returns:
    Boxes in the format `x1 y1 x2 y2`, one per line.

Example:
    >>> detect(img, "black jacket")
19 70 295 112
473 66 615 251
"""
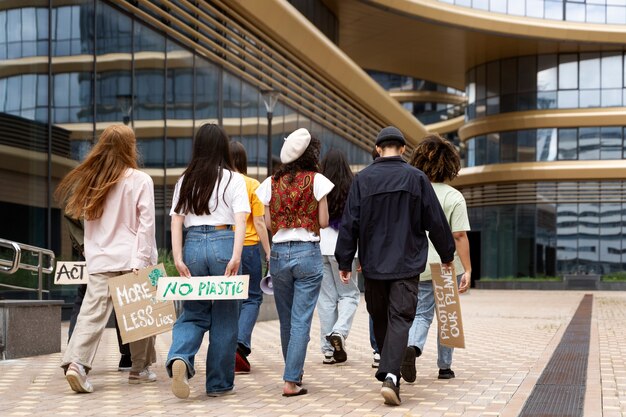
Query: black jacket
335 156 455 280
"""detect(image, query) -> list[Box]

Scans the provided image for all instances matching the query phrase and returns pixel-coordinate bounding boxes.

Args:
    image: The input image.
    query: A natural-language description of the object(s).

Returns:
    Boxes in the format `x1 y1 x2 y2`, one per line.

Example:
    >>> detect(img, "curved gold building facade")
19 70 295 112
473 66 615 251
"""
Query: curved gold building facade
325 0 626 279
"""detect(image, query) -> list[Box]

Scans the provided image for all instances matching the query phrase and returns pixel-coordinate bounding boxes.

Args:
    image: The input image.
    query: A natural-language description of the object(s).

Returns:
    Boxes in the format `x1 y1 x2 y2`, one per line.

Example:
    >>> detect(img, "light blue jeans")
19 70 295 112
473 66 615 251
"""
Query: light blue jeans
317 256 359 354
270 241 323 382
237 243 263 356
408 274 462 370
166 226 241 395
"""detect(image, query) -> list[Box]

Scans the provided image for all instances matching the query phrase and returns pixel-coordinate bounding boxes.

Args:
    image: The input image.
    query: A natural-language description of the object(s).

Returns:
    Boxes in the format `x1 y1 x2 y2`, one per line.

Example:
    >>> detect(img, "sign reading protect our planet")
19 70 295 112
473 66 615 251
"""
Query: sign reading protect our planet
108 264 177 344
431 263 465 349
156 275 249 301
54 261 88 285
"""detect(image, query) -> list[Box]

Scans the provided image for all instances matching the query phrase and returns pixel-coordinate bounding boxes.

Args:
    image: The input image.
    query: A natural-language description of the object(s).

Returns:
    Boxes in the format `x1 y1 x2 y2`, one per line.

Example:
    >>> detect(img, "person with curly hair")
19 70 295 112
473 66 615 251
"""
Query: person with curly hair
400 133 471 384
316 148 359 365
256 128 334 397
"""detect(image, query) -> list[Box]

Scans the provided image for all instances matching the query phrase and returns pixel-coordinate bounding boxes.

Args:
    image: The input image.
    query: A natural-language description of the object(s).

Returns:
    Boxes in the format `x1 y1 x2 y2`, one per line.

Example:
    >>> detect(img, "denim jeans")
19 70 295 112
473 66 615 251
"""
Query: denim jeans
407 274 462 370
270 241 323 382
166 226 241 395
317 256 359 354
237 243 263 356
369 316 379 353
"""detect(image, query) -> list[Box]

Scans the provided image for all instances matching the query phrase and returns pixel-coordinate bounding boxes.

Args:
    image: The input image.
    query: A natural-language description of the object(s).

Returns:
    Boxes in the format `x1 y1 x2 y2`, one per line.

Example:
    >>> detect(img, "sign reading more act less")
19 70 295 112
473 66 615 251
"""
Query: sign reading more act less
431 263 465 349
156 275 249 301
55 262 88 285
108 264 177 344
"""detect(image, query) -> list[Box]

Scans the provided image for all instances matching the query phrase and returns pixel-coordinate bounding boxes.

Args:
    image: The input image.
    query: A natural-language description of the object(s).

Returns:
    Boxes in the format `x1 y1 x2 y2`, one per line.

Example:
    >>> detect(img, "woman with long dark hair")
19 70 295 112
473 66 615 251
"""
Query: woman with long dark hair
166 124 250 399
58 124 158 393
256 128 334 396
316 149 359 365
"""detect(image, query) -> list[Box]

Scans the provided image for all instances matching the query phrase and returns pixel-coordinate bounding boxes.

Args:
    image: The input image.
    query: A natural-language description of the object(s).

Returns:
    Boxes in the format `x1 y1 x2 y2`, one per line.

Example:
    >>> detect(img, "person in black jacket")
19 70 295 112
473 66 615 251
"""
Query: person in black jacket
335 126 456 407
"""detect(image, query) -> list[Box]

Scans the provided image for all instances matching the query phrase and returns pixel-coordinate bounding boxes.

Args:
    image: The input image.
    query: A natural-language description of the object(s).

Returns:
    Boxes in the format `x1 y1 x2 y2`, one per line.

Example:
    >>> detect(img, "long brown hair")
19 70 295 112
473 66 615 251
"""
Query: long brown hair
410 134 460 183
55 124 138 220
174 124 234 215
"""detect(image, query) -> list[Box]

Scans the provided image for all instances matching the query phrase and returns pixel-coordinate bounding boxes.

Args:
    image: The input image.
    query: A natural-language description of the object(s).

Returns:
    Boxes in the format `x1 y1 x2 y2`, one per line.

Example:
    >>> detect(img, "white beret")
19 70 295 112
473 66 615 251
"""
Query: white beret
280 128 311 164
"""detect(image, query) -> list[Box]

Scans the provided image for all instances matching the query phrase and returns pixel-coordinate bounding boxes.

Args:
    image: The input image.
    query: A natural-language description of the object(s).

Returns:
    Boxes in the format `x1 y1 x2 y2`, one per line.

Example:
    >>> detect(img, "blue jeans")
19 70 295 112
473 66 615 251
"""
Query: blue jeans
369 316 379 353
237 243 263 355
407 274 462 370
270 241 323 382
317 256 359 354
166 226 241 395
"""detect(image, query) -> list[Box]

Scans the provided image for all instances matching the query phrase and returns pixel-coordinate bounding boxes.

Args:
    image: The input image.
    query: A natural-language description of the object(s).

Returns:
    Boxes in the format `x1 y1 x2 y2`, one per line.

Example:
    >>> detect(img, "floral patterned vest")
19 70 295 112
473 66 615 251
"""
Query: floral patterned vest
270 171 319 235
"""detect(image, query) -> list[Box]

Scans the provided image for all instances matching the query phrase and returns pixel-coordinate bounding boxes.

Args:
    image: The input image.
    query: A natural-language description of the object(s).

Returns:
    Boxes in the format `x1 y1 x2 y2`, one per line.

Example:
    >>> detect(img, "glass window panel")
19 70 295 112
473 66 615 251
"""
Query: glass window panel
195 57 219 121
579 127 601 160
518 56 537 93
558 128 578 160
518 129 536 162
607 6 626 23
559 54 578 89
508 1 526 15
7 9 20 42
599 201 621 274
96 1 132 55
95 70 131 122
580 89 600 107
545 0 564 19
558 90 578 107
537 128 557 161
602 53 622 88
135 69 165 120
476 64 486 100
21 8 37 41
600 127 622 159
527 0 545 17
501 58 517 95
486 133 500 164
557 202 579 274
579 53 600 89
475 136 486 166
490 0 508 12
486 61 500 97
578 202 600 269
602 89 622 106
473 0 489 9
467 138 475 167
566 2 586 21
586 4 606 22
166 40 193 120
537 54 557 91
537 91 558 109
134 21 165 53
500 131 517 163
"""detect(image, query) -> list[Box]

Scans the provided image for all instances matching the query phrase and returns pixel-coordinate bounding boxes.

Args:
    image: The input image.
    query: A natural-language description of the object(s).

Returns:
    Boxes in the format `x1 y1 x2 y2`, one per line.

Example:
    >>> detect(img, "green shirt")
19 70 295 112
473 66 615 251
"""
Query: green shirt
420 183 470 281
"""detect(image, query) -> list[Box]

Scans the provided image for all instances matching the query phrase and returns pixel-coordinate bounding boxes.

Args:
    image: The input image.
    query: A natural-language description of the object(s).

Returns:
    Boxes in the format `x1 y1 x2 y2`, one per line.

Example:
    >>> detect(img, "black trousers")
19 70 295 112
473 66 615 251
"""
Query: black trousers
364 276 419 382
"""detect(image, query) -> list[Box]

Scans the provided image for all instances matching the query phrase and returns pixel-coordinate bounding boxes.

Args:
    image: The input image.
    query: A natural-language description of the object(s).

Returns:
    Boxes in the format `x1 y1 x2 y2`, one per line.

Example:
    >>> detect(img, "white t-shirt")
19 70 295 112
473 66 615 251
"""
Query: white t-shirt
256 173 334 243
170 170 250 227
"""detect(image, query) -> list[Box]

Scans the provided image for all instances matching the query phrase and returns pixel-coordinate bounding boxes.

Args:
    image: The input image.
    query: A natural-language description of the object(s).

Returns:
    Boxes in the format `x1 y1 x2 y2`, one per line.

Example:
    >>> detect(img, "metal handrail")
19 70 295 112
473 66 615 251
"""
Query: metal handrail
0 238 56 300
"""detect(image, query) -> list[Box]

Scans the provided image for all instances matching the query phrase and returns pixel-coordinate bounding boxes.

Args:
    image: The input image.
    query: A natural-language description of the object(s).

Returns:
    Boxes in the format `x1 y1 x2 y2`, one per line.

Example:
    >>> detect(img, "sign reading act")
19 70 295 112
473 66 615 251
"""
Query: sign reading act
54 262 88 285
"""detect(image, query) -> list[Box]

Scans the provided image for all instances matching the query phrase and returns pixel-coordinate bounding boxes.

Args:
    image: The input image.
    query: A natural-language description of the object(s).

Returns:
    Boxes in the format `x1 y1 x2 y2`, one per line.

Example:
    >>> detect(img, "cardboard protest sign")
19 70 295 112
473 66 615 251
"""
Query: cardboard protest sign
431 263 465 348
156 275 249 301
108 264 177 344
54 261 88 285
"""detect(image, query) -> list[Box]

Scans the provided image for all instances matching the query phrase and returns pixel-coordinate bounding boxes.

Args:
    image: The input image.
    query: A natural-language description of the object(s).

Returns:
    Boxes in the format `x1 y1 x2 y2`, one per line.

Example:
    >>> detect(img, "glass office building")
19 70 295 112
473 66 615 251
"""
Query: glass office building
0 0 385 301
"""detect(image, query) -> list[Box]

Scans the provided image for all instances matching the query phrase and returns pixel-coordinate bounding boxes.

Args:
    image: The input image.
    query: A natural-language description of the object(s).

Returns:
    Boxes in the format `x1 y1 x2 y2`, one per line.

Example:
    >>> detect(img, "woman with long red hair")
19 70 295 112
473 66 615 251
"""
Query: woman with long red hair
57 124 158 393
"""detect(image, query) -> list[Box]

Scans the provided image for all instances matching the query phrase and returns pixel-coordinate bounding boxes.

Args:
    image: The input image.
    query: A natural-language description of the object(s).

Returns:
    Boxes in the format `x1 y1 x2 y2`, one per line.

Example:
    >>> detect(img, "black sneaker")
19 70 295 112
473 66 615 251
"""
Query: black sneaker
118 354 132 372
380 377 401 406
327 333 347 363
438 368 455 379
400 346 417 383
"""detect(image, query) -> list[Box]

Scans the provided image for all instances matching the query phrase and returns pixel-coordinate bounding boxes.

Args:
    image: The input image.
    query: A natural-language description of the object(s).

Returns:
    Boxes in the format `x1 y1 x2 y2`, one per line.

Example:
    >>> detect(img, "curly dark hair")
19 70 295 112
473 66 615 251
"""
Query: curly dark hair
321 148 353 221
273 134 321 182
410 134 460 183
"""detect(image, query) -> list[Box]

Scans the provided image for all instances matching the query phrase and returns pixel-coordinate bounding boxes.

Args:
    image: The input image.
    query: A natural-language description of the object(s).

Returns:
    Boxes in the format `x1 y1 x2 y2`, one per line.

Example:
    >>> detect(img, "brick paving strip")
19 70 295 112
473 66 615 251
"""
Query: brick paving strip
518 294 593 417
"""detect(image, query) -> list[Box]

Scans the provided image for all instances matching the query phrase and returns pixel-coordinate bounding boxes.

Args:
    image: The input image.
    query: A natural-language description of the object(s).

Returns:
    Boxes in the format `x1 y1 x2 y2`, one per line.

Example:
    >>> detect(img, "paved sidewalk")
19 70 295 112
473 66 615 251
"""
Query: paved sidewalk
1 290 625 416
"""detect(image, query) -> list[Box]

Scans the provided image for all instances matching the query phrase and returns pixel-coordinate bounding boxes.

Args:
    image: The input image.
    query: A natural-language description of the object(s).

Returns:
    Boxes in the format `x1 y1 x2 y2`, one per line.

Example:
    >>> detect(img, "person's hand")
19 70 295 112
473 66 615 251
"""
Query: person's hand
132 268 139 275
459 271 471 293
175 258 191 278
441 262 454 275
224 257 241 277
339 270 351 284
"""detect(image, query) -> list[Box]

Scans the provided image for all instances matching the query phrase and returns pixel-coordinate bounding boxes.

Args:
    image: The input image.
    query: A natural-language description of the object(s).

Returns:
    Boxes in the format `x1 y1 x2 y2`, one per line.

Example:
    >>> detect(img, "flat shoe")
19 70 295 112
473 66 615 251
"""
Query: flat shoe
282 388 308 397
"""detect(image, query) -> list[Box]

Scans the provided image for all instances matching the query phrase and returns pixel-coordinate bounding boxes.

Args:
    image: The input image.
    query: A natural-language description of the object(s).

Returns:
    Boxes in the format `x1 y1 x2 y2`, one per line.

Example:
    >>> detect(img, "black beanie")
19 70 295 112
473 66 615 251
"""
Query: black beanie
375 126 406 146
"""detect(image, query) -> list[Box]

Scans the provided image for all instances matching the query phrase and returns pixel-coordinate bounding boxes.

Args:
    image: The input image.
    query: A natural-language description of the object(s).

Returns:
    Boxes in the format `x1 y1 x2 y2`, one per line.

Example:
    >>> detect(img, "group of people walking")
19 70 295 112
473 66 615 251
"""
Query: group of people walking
57 121 470 407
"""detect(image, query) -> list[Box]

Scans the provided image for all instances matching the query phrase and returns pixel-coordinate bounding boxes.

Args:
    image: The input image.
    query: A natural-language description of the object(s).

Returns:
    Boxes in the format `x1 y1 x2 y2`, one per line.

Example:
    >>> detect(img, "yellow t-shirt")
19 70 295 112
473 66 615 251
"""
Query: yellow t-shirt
243 175 265 246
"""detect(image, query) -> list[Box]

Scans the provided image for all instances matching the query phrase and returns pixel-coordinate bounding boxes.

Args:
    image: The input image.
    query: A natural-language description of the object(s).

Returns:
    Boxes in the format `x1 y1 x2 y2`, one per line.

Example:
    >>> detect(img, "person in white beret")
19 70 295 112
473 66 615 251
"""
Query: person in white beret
255 128 334 397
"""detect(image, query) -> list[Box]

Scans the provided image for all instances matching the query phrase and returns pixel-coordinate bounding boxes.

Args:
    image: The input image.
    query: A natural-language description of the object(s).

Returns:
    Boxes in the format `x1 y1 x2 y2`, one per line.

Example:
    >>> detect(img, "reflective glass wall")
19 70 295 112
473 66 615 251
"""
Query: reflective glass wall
0 1 370 301
439 0 626 24
466 52 626 120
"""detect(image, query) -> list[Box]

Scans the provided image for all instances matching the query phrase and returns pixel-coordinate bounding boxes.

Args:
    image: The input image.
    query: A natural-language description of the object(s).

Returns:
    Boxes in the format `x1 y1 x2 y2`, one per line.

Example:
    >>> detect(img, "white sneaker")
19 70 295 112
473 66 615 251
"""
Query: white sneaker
66 362 94 393
171 360 190 399
372 352 381 368
129 367 157 384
